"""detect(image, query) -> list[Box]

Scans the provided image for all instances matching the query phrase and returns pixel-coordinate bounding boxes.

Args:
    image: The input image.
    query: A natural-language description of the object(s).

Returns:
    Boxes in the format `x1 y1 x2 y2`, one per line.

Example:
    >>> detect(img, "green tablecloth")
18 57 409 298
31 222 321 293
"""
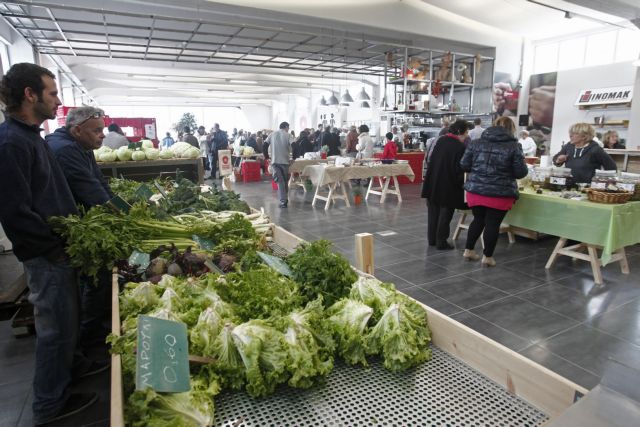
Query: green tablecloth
505 190 640 265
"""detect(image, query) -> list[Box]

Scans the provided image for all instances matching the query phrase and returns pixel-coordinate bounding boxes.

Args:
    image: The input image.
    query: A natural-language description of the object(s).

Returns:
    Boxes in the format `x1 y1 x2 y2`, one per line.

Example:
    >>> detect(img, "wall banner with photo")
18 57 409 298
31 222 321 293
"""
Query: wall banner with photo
527 72 557 155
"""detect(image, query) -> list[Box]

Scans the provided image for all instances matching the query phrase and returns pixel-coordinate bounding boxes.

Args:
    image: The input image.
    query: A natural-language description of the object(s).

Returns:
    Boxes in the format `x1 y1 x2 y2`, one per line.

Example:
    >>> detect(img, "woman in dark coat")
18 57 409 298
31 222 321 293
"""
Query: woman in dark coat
460 117 529 266
421 119 470 250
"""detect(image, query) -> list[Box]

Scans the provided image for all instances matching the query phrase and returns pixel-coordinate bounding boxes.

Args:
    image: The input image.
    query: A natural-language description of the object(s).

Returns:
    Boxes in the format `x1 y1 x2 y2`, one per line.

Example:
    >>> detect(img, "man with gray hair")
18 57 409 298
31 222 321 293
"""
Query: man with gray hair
46 106 113 210
0 63 98 424
46 107 115 358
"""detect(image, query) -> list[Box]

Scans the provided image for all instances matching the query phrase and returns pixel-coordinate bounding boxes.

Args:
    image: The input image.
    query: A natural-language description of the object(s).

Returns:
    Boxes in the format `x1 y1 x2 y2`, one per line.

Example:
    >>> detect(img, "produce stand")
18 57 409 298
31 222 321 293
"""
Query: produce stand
110 222 588 426
98 158 204 185
505 189 640 284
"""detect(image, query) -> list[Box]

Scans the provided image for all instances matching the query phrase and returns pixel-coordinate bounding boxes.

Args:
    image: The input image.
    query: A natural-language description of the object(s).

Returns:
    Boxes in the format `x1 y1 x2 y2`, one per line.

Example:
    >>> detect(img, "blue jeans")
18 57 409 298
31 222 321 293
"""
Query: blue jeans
79 269 111 346
23 256 80 422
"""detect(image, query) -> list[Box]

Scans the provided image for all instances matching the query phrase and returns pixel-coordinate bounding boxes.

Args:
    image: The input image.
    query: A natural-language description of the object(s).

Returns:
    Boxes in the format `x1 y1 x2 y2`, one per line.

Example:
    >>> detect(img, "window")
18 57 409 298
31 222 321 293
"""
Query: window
615 29 640 63
558 38 586 70
584 31 617 66
533 43 559 74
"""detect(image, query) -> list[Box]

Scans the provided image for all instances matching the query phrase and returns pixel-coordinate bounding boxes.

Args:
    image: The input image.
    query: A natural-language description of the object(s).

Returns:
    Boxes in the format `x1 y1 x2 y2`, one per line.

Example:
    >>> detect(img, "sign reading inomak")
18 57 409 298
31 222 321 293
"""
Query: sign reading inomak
575 86 633 106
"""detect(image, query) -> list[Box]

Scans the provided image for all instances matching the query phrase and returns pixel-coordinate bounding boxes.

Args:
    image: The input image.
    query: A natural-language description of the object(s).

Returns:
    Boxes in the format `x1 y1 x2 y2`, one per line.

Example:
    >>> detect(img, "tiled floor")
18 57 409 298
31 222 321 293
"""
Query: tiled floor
1 176 639 425
236 177 640 391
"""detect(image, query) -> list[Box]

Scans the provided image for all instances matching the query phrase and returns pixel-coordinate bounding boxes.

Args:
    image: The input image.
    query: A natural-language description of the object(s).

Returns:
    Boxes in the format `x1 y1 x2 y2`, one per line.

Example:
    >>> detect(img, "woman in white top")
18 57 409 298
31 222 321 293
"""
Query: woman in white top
518 130 537 157
355 124 374 159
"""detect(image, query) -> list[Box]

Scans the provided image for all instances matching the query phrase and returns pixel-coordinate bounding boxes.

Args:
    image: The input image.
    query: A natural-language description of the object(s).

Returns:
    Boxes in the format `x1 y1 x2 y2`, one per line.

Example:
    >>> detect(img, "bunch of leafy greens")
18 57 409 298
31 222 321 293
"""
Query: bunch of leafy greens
163 175 250 214
125 367 220 427
231 319 290 397
211 266 303 321
49 206 145 280
326 298 373 366
108 177 149 204
286 240 358 307
276 297 335 388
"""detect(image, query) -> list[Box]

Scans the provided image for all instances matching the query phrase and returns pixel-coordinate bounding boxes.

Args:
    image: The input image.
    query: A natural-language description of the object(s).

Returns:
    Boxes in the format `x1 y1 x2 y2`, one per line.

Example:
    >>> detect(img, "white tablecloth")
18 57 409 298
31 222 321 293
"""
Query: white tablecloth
301 164 415 187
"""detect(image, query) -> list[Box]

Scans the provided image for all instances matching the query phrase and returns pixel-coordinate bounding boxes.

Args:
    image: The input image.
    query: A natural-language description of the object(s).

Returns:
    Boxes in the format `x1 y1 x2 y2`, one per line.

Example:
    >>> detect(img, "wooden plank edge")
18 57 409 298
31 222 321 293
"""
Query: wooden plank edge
110 268 125 427
422 304 588 418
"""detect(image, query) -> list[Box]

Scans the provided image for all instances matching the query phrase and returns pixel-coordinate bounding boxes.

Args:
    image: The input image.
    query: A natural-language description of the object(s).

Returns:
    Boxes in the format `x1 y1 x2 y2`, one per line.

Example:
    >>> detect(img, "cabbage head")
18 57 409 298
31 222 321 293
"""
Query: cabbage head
140 139 155 149
144 148 160 160
131 150 147 161
116 146 133 161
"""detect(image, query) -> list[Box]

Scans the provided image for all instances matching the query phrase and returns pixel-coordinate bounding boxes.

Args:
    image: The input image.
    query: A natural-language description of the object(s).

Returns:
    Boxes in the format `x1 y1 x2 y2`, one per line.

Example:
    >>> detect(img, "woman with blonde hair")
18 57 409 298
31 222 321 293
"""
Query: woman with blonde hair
553 123 616 183
460 116 528 266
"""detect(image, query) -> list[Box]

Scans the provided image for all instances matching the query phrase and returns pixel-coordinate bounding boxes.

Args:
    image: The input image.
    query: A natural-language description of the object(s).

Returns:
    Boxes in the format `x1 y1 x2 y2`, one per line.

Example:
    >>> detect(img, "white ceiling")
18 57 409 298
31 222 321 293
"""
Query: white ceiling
1 0 637 107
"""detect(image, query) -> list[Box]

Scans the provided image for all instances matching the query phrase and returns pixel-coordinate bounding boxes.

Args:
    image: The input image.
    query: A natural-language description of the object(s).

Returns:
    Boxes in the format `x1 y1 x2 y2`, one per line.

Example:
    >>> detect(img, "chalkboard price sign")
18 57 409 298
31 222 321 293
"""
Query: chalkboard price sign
136 315 190 393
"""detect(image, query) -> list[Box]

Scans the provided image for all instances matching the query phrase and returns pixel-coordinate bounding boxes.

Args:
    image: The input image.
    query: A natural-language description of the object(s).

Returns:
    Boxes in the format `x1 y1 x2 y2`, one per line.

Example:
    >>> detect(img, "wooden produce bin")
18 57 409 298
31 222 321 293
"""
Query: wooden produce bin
98 158 204 185
110 223 586 426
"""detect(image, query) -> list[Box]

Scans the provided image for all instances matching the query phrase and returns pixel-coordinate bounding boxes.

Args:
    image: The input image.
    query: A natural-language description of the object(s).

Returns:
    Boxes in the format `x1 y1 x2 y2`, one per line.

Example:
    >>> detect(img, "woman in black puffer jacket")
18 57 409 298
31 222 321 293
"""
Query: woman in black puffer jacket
459 117 528 266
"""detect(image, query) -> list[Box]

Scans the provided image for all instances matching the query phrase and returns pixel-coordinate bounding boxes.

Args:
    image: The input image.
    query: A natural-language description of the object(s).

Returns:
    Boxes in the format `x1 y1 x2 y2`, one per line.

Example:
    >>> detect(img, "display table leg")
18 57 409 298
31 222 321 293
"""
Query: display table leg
365 177 375 201
393 176 402 202
545 238 568 269
379 177 391 203
311 182 321 207
325 183 335 211
587 246 603 285
617 247 630 274
453 212 469 241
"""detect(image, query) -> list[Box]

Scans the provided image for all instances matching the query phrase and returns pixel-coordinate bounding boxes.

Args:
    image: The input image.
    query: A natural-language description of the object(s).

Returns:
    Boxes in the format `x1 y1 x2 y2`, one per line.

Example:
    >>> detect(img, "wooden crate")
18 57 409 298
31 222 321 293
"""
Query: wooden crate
110 224 587 426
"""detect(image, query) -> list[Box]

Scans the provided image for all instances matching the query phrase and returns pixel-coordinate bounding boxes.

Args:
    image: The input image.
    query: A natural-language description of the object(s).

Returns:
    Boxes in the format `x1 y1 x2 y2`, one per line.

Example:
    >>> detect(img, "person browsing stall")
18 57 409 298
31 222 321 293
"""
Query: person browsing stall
460 117 529 267
603 130 624 149
0 63 98 425
355 124 374 159
267 122 292 208
382 132 398 161
46 107 116 350
421 119 470 250
552 123 617 183
102 122 129 149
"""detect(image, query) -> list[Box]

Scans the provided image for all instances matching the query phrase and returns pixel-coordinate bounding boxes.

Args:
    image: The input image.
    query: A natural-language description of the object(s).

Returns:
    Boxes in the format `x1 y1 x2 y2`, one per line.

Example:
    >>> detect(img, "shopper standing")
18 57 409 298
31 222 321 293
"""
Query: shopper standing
267 122 292 208
460 117 529 266
468 118 485 141
196 125 210 175
422 119 470 250
161 131 175 149
46 107 116 351
381 132 398 161
346 125 359 157
0 63 98 424
210 123 228 179
181 126 199 148
102 122 129 149
355 124 374 159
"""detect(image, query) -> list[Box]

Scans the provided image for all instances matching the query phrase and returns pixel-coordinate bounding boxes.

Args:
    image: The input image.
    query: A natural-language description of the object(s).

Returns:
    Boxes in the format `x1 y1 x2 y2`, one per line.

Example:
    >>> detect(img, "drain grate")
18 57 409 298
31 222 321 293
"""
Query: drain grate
267 242 293 258
215 346 548 426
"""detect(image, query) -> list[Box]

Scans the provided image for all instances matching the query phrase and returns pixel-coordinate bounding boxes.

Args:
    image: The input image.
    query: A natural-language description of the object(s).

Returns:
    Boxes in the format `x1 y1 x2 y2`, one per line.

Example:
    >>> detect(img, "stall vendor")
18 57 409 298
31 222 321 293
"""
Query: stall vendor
552 122 617 183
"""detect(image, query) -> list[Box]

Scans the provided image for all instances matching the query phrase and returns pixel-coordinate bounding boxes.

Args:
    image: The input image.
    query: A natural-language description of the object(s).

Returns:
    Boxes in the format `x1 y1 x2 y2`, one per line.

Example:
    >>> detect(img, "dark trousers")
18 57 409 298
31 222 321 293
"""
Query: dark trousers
79 269 111 347
273 164 289 204
426 201 455 246
465 205 509 257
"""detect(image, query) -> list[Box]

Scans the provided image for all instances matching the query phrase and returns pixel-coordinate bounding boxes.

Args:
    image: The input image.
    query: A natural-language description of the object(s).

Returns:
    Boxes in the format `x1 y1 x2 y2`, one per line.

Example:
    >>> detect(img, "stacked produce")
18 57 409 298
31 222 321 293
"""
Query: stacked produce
109 240 432 426
94 139 200 162
49 175 432 426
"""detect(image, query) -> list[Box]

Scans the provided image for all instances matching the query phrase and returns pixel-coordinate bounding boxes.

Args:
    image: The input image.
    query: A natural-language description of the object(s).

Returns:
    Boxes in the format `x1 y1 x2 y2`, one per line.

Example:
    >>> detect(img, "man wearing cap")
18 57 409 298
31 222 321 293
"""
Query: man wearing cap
0 63 98 425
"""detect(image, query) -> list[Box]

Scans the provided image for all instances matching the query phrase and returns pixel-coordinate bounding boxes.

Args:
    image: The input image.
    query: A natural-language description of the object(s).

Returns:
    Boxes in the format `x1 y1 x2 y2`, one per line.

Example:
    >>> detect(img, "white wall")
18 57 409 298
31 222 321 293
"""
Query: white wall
628 67 640 150
241 104 272 131
549 61 637 154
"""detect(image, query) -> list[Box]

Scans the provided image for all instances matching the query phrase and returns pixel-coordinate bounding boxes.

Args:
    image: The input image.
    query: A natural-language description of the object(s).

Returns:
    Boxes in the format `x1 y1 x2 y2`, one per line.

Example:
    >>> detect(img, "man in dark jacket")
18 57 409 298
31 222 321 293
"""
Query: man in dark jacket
46 107 113 210
210 123 228 179
421 119 470 249
46 106 115 349
0 63 98 425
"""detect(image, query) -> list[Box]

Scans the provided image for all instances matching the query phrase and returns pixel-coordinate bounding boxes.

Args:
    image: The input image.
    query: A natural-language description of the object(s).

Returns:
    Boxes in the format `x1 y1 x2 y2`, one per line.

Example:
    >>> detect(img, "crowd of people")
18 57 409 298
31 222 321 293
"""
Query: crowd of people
422 117 617 267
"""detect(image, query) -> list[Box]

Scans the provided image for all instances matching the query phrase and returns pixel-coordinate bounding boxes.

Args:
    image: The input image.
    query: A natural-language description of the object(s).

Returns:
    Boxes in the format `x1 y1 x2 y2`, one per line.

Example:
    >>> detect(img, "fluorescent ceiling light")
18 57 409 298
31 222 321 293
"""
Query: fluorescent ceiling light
229 80 258 84
633 59 640 67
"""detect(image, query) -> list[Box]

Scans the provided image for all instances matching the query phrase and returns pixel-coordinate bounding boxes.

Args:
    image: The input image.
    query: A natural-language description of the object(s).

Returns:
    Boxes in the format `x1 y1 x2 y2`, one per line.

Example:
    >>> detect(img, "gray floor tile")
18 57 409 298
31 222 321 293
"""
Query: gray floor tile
518 344 601 390
553 272 640 310
470 296 579 345
401 287 465 316
342 221 396 235
587 300 640 347
419 275 509 310
518 282 630 322
538 324 640 377
502 252 583 282
450 311 531 352
427 251 486 274
371 268 414 291
465 267 546 295
0 380 30 426
381 260 456 286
